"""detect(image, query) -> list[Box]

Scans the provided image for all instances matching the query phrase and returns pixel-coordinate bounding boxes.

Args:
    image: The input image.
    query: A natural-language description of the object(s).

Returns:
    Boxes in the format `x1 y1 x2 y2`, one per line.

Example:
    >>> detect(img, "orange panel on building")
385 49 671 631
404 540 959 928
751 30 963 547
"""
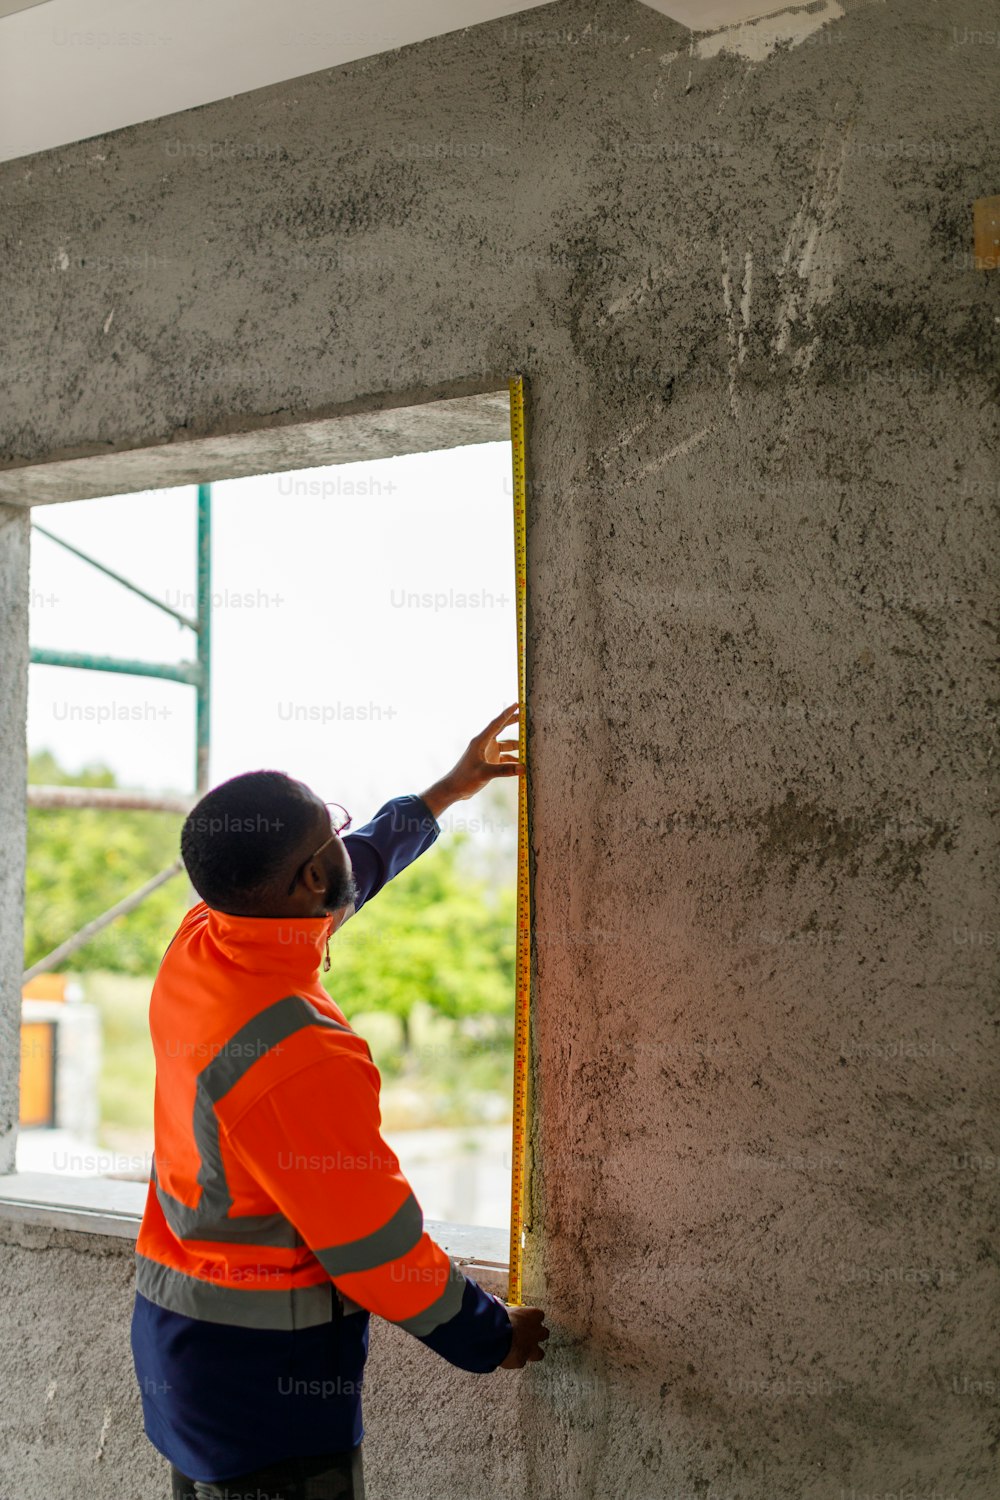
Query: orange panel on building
20 1020 57 1128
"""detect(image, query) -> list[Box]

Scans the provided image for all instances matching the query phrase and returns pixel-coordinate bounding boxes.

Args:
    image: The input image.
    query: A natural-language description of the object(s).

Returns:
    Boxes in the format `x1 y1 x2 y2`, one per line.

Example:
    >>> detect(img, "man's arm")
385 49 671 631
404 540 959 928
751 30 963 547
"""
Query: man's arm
222 1048 549 1373
341 703 524 916
341 795 440 916
413 702 542 1366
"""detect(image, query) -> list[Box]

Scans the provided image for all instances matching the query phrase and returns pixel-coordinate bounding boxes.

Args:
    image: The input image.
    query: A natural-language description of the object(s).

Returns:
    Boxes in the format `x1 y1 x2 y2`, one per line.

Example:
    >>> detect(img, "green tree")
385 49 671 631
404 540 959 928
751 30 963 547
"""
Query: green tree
24 750 189 975
25 754 517 1059
323 830 515 1053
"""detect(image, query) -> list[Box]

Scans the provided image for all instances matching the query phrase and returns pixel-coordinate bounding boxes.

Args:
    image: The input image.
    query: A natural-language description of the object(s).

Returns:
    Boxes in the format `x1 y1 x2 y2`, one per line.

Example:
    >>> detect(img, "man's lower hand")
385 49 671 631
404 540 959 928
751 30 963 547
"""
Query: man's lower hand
499 1305 550 1369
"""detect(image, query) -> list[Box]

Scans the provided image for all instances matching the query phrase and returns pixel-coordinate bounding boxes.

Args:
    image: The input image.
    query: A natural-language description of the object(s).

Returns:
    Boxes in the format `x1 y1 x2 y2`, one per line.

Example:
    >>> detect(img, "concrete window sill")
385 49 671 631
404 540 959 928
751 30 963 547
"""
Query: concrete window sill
0 1171 510 1297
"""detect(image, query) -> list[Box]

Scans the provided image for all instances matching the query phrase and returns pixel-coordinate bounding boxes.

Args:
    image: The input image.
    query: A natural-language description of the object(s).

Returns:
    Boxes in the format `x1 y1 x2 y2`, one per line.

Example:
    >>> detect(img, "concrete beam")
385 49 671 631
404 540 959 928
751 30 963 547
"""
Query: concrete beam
0 386 511 505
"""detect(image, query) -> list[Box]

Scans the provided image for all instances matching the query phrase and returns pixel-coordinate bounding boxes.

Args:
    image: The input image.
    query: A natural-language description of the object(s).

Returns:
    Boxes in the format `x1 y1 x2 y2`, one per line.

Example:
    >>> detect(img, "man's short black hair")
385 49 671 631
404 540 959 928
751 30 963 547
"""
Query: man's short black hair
181 771 321 910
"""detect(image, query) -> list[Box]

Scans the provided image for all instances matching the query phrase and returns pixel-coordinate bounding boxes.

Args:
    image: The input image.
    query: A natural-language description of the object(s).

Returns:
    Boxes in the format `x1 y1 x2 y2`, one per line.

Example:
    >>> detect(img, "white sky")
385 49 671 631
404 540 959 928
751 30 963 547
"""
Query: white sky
27 440 518 823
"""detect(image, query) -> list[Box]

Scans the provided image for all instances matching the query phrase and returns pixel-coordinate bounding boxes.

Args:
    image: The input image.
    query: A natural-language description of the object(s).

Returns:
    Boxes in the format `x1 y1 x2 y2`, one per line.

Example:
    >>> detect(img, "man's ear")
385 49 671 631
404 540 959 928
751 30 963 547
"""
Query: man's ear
301 858 326 894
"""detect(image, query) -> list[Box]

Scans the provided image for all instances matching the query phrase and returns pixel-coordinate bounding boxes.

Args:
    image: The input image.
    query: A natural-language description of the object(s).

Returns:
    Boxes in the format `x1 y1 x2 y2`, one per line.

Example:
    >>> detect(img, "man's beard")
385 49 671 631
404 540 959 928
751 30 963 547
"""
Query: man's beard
324 867 358 914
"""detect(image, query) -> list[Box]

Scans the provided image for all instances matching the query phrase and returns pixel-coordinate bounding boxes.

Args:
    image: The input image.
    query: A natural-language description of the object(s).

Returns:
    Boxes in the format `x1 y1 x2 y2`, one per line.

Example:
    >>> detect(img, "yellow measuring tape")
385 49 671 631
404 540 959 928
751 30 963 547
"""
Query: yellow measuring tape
507 374 530 1305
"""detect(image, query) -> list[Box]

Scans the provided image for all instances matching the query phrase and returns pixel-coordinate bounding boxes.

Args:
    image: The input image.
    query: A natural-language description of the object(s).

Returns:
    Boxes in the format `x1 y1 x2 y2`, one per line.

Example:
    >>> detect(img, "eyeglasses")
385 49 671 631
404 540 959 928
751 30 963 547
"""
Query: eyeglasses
286 802 352 895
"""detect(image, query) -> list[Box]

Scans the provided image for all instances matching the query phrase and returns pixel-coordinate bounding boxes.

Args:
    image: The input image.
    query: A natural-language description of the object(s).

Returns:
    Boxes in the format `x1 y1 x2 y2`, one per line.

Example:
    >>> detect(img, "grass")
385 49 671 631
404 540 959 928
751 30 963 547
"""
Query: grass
83 970 156 1137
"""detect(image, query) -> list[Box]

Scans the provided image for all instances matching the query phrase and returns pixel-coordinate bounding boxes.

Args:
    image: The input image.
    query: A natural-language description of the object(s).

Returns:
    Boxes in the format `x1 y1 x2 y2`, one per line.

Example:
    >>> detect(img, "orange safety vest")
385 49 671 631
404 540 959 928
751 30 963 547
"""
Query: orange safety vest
135 900 467 1334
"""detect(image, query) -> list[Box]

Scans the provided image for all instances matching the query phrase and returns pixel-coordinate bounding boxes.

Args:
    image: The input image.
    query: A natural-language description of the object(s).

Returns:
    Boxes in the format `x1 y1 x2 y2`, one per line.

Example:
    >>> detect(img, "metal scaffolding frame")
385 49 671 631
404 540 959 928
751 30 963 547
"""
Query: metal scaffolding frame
22 483 212 983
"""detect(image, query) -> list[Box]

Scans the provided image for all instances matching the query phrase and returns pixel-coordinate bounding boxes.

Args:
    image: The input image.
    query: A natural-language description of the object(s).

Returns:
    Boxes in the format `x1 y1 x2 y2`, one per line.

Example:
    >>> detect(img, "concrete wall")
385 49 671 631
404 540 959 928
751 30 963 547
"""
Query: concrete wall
1 1 997 1496
0 507 29 1176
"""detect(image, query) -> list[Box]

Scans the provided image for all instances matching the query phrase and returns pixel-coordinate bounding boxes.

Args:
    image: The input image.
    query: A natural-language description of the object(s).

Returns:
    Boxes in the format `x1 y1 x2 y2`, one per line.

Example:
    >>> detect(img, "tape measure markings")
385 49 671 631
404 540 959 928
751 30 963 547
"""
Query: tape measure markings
507 373 530 1307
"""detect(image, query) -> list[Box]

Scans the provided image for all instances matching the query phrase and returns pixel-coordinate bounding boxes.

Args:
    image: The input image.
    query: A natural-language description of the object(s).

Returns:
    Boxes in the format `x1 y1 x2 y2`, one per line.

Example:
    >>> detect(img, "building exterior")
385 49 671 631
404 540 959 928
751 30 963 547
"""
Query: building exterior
0 2 996 1496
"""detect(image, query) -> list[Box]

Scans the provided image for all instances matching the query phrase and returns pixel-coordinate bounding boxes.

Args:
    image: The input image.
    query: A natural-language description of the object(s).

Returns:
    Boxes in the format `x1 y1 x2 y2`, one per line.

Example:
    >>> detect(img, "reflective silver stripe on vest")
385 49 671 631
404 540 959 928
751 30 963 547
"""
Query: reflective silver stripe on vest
135 1252 335 1331
155 993 352 1248
152 1160 303 1248
394 1257 468 1337
314 1190 424 1277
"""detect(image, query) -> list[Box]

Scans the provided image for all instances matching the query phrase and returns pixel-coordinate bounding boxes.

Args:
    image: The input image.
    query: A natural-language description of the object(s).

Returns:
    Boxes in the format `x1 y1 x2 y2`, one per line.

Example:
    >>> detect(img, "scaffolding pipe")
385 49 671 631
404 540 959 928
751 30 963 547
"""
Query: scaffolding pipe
21 860 186 985
23 490 211 978
29 646 200 685
31 522 198 630
27 786 194 814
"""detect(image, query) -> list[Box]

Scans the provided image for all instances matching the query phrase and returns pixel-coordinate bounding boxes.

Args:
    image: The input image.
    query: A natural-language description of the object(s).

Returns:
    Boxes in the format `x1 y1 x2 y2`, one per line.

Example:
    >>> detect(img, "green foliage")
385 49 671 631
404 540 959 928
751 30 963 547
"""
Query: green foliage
323 829 516 1052
24 750 189 975
25 755 518 1063
85 972 512 1145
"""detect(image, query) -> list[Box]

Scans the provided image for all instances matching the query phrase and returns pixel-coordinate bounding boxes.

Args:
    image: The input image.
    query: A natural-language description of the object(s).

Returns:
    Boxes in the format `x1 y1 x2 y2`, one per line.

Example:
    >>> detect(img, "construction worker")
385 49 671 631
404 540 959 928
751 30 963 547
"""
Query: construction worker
130 703 548 1500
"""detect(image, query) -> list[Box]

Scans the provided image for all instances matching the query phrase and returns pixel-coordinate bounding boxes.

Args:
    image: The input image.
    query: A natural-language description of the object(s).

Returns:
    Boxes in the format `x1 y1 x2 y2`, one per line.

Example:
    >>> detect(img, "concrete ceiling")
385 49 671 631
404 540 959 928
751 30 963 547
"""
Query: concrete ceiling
0 0 558 163
0 1 809 165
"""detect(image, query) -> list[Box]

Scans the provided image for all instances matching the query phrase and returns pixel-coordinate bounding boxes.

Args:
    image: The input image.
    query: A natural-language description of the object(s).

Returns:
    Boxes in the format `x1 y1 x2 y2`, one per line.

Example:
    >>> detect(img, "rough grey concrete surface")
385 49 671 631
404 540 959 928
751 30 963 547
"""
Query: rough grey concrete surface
1 0 998 1496
0 507 29 1179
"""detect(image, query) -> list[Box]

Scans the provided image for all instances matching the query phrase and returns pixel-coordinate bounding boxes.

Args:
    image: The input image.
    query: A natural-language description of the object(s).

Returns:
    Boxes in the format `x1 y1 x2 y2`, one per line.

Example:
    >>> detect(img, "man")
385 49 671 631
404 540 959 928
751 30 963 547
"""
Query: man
131 703 548 1500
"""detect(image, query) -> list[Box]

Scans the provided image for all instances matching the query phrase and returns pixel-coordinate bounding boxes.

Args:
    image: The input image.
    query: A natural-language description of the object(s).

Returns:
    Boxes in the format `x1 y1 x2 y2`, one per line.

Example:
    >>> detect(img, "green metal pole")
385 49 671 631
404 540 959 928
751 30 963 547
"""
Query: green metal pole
31 522 198 631
29 647 199 685
196 483 212 794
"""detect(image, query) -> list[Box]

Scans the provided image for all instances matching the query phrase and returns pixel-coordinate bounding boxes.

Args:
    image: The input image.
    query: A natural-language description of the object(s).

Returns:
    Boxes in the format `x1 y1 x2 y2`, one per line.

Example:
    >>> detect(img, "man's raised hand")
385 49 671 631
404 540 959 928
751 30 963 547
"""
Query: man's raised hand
420 703 525 818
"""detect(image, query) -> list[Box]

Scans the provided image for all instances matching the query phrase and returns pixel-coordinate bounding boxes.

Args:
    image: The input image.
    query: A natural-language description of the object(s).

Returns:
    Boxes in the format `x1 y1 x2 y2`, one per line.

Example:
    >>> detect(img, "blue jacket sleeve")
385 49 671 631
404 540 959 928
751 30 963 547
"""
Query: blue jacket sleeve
416 1275 513 1373
341 793 440 913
